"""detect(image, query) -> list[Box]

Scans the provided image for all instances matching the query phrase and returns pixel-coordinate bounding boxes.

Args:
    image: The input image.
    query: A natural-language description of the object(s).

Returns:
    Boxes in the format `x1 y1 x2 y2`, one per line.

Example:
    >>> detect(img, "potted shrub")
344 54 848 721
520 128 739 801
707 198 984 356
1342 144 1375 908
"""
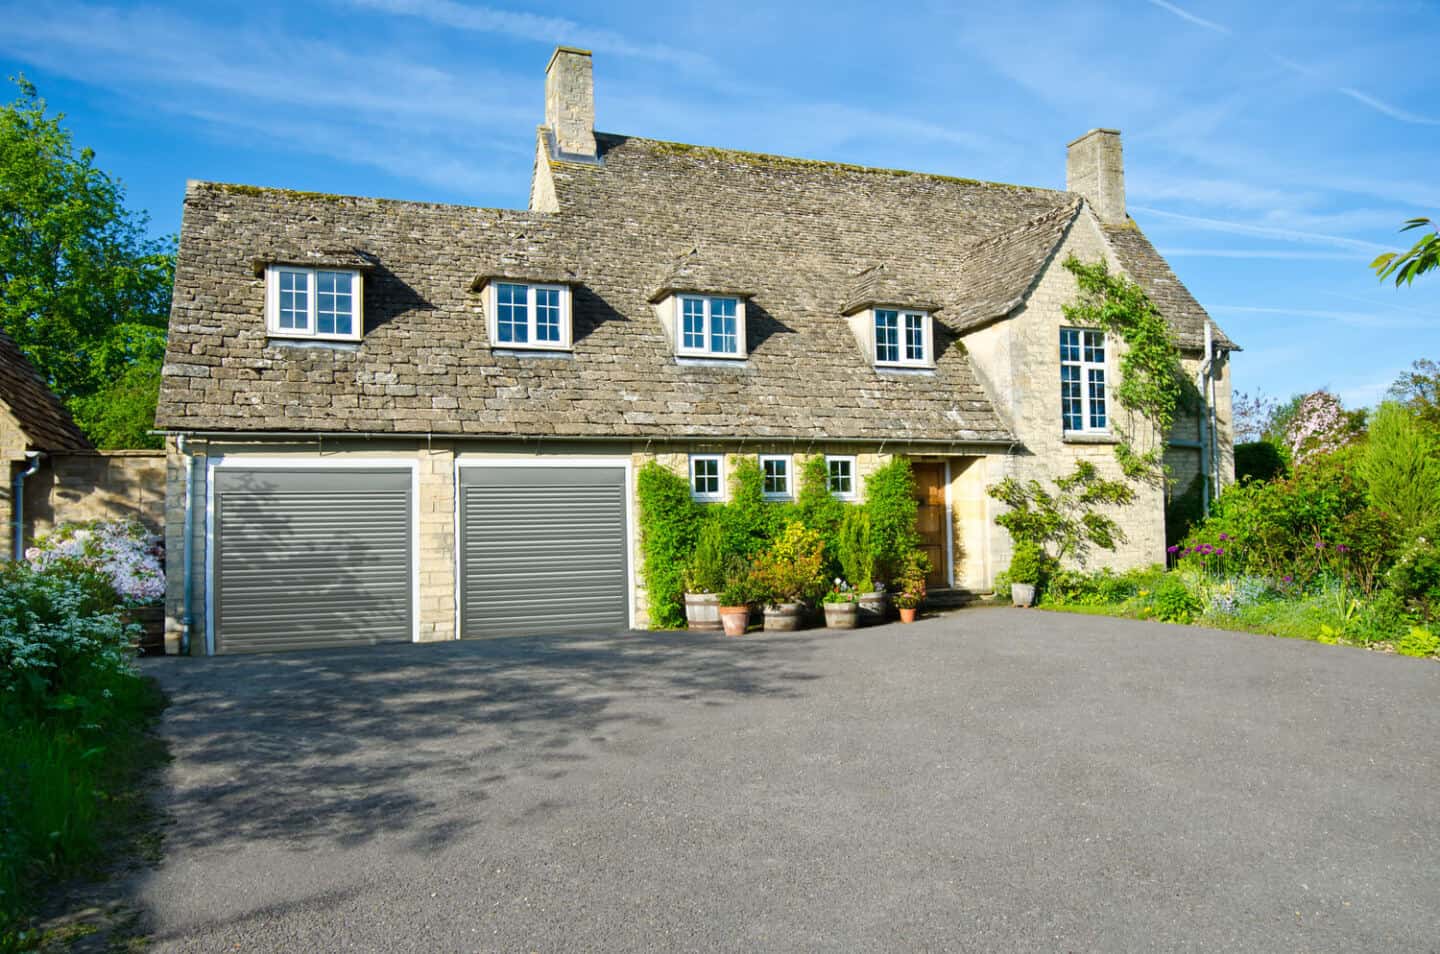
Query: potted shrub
1008 540 1043 608
893 549 931 623
752 521 826 631
821 579 859 629
683 519 728 631
838 509 886 624
717 559 756 637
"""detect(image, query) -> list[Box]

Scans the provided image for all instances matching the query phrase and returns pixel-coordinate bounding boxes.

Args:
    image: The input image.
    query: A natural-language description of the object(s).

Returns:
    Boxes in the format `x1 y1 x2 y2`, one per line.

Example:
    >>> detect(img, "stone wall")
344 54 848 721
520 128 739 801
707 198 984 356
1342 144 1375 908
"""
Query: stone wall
23 451 166 542
965 210 1168 575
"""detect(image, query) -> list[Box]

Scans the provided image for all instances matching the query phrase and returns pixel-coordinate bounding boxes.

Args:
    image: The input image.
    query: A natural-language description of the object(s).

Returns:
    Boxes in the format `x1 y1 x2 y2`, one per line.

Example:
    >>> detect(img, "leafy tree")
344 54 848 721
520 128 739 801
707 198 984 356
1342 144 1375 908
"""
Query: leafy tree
1358 402 1440 532
987 461 1136 566
1 76 173 446
1387 359 1440 433
1371 217 1439 286
66 355 163 450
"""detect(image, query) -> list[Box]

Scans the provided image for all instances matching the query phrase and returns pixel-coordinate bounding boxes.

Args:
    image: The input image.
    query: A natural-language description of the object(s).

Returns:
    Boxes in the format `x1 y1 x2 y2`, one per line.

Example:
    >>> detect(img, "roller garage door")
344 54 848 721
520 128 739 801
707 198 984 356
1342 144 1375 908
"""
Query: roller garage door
213 468 413 653
460 466 629 638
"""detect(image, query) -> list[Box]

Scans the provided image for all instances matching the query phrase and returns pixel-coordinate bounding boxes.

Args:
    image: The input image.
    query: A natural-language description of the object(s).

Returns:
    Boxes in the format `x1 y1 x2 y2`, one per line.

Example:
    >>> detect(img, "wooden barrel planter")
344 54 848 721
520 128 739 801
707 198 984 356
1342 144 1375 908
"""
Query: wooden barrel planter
122 605 166 655
858 591 888 625
762 602 804 632
684 592 722 631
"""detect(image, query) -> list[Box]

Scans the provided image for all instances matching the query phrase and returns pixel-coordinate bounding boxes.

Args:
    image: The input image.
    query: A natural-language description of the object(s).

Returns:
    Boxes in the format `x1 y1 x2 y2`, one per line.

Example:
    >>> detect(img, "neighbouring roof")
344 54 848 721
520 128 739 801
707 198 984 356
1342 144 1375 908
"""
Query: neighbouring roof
0 330 91 452
157 133 1232 440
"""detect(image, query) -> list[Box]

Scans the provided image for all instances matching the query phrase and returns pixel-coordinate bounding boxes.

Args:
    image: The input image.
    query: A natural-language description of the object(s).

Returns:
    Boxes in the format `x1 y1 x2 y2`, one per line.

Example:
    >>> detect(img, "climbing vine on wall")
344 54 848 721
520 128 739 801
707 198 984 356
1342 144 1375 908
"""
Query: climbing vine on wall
1061 256 1188 482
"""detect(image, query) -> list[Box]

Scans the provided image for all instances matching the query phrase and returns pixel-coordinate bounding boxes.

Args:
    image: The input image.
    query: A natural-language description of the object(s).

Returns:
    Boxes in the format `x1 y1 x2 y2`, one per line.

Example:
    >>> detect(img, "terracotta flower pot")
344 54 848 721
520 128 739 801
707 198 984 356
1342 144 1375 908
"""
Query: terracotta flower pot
1011 583 1036 608
823 601 858 629
684 592 722 631
719 606 750 637
857 591 888 625
763 602 804 632
898 606 918 623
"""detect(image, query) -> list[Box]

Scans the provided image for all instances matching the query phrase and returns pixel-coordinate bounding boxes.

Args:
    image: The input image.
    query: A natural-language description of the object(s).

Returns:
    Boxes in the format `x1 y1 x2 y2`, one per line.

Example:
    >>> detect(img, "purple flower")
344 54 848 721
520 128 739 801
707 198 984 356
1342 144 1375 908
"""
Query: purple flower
1314 541 1325 550
1218 533 1229 541
1283 575 1294 583
1336 544 1349 553
1166 545 1181 553
1214 548 1225 555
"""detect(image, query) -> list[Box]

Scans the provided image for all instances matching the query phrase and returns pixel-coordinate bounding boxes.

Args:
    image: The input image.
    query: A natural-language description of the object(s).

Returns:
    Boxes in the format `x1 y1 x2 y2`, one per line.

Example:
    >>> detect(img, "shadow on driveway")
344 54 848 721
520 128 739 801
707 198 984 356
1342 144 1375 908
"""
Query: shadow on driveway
144 630 823 856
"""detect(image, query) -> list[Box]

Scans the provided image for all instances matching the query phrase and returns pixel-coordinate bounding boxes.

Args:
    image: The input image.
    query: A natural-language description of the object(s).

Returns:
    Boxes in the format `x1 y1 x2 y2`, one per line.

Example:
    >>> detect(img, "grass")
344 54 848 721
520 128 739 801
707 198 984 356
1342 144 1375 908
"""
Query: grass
1 678 167 953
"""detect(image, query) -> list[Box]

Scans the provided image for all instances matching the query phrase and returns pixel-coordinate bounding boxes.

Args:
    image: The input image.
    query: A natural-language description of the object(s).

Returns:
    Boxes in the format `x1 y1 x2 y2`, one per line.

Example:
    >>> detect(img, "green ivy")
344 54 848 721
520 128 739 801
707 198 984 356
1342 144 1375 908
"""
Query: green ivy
797 455 846 567
636 461 701 628
719 456 782 558
1062 256 1187 482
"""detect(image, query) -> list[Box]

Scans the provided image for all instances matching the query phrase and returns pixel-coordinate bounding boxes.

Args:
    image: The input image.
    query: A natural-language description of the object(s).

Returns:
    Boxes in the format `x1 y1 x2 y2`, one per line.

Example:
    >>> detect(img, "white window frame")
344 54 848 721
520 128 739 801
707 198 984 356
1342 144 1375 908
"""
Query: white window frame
264 266 364 342
689 454 724 502
1060 327 1109 434
485 282 573 352
873 308 932 368
674 295 747 359
825 455 858 500
759 454 792 500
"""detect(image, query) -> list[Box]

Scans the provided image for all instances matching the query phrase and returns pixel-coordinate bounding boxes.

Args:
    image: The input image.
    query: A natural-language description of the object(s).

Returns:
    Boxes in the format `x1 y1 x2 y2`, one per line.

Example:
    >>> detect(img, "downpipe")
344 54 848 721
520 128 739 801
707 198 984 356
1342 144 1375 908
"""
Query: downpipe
178 435 195 656
12 451 41 560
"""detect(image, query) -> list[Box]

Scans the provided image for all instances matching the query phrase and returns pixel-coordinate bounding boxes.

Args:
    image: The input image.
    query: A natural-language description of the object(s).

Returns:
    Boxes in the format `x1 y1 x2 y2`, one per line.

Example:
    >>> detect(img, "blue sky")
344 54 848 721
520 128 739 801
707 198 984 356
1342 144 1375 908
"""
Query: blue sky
3 0 1437 408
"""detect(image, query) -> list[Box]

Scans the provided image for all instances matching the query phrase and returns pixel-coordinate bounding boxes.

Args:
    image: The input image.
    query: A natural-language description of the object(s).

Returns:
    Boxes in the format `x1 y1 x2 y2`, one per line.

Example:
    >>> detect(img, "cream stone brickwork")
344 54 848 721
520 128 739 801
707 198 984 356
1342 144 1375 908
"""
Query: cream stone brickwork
966 210 1167 574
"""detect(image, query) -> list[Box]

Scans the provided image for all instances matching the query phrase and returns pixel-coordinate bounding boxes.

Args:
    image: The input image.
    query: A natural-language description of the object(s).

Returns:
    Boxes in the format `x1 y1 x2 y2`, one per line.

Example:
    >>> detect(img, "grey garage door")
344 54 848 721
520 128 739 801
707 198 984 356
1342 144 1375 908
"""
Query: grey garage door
214 468 412 654
460 466 629 638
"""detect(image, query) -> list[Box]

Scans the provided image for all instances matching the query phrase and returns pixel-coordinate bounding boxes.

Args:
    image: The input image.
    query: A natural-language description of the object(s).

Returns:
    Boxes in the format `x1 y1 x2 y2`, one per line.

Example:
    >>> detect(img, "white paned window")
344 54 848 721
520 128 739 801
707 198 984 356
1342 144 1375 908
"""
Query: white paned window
265 266 363 341
1060 327 1108 432
488 282 572 350
759 455 791 499
826 455 857 500
676 295 745 358
690 455 724 501
874 309 931 367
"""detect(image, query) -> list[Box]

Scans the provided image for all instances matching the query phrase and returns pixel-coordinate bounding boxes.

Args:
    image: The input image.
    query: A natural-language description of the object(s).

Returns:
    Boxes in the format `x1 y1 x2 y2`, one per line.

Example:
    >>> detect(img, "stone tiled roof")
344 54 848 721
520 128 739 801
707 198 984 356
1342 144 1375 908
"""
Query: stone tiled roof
1103 224 1237 351
645 247 755 303
840 265 940 316
950 201 1082 332
0 330 91 451
157 133 1229 440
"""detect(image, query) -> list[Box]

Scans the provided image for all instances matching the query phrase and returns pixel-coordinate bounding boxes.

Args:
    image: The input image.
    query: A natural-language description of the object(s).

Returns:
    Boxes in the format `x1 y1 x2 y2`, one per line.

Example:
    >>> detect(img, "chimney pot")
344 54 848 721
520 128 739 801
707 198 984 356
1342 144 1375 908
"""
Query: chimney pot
1066 128 1126 225
545 46 597 160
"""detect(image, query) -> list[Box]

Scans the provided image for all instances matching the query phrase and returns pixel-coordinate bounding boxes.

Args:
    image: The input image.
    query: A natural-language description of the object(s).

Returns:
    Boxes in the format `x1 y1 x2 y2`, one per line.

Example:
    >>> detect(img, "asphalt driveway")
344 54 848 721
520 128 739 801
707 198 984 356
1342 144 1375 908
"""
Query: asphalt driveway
130 609 1440 952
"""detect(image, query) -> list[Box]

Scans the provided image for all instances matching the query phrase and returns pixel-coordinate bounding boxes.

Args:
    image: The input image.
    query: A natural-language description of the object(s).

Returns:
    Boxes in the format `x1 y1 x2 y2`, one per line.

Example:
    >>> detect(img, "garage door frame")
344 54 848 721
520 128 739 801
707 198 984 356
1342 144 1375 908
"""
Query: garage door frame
453 455 636 637
204 456 421 655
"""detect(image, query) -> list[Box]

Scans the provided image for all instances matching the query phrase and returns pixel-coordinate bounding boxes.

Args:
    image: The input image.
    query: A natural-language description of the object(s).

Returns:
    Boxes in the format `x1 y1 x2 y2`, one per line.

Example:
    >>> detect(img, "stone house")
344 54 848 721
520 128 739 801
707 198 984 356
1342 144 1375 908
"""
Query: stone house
155 47 1236 655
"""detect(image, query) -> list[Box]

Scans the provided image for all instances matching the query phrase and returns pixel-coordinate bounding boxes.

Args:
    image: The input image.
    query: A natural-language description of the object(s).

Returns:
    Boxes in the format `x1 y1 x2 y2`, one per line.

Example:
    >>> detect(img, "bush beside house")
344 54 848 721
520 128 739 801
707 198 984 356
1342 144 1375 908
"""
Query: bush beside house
1 523 166 947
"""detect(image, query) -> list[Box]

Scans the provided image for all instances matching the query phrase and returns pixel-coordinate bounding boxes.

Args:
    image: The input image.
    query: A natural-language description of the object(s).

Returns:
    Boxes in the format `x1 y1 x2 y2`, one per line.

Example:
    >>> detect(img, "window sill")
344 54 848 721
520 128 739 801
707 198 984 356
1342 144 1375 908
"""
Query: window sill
266 337 361 351
491 347 574 359
676 355 751 368
1063 431 1119 445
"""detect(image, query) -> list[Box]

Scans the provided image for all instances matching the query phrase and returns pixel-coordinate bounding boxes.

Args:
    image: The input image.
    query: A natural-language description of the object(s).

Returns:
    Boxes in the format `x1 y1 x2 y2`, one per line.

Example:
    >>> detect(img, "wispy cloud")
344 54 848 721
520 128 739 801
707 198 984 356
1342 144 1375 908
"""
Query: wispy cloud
1158 248 1363 261
1147 0 1230 35
341 0 688 66
1132 206 1391 252
1337 86 1440 126
1207 304 1431 330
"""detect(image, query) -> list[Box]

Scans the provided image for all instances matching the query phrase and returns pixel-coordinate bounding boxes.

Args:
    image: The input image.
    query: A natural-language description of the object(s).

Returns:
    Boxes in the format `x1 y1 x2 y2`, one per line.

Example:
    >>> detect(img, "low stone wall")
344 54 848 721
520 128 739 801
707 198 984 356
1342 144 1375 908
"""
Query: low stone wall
22 450 166 544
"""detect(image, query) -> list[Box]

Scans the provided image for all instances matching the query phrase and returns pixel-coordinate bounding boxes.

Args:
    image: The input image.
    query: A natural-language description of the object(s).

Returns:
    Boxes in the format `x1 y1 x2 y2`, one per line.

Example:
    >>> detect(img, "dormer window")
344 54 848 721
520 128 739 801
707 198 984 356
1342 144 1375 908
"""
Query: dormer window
265 266 363 342
480 280 573 351
874 309 930 366
675 295 745 358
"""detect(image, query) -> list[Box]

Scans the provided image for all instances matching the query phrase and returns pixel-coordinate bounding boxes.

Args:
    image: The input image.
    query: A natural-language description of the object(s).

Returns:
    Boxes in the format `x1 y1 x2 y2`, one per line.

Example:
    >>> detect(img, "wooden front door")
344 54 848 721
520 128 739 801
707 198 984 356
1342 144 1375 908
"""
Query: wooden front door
911 462 948 589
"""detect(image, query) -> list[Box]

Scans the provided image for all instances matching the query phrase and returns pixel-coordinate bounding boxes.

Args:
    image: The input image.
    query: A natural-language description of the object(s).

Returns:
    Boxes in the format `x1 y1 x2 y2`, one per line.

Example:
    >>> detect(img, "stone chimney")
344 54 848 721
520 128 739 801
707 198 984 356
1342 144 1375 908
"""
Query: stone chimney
545 46 597 160
1066 128 1126 225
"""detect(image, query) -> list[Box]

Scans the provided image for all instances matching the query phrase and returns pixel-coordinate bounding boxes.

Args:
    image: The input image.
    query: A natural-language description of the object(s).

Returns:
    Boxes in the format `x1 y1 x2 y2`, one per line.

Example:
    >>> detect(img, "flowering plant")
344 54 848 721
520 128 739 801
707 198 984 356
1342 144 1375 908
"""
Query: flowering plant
28 520 165 606
822 579 857 604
